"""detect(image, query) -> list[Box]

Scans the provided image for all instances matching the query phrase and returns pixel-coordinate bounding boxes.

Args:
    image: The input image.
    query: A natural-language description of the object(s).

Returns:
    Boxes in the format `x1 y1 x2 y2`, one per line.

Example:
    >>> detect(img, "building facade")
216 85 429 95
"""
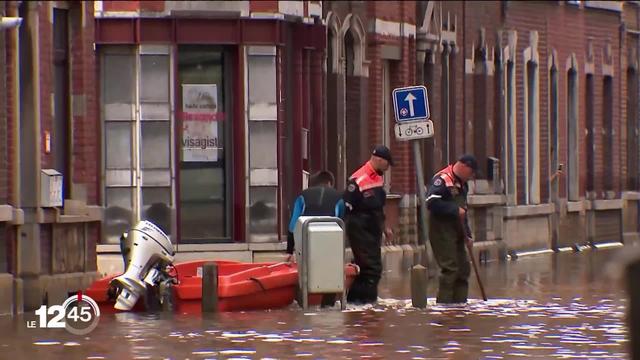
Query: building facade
93 0 327 273
3 0 640 314
324 0 640 261
414 1 640 258
1 0 101 314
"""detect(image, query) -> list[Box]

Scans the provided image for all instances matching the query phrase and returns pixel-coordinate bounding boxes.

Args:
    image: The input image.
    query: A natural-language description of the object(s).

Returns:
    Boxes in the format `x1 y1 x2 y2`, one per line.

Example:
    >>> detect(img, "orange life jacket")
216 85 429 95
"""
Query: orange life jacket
435 165 463 189
350 161 384 192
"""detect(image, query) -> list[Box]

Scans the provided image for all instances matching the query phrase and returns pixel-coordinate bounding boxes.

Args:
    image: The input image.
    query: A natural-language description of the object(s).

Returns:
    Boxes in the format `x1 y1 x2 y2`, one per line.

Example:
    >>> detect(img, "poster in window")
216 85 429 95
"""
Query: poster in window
181 84 220 162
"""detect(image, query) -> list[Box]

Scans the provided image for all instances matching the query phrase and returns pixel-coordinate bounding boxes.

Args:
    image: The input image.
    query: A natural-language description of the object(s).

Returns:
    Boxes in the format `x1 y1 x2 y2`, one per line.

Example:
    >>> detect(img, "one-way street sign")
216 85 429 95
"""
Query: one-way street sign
392 85 430 122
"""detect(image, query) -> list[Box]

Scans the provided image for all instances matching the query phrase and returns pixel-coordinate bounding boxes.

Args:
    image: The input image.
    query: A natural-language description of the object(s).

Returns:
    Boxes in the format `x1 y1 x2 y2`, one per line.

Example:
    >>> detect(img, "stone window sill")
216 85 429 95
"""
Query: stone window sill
38 206 103 224
504 204 554 218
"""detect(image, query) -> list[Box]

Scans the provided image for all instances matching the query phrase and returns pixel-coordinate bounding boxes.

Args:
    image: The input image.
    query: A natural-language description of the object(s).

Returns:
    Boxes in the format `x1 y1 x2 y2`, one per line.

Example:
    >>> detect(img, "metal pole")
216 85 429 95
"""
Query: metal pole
413 140 429 264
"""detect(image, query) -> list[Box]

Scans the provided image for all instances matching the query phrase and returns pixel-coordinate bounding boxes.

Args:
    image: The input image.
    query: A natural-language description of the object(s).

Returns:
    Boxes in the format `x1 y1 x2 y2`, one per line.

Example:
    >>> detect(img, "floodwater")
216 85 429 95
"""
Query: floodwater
0 246 633 359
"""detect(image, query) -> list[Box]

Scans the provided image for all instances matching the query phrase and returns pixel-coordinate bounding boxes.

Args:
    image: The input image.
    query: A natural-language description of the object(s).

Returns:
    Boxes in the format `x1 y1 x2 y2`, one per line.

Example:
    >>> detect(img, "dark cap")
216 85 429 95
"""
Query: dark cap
372 145 394 165
458 154 478 172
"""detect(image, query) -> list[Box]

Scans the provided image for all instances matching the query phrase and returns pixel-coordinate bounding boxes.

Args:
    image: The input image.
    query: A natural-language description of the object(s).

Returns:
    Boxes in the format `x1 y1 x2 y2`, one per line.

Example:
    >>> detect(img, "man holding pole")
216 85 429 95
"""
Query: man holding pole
426 154 481 304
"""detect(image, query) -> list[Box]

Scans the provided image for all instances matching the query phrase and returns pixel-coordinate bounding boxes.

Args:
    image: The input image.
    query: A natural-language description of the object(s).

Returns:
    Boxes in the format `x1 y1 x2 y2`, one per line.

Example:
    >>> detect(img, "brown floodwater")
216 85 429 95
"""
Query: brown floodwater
0 246 631 359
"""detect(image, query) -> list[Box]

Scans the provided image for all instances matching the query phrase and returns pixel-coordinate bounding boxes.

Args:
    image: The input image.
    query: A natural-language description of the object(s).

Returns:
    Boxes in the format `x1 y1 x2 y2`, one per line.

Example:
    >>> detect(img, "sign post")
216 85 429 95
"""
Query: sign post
392 86 432 258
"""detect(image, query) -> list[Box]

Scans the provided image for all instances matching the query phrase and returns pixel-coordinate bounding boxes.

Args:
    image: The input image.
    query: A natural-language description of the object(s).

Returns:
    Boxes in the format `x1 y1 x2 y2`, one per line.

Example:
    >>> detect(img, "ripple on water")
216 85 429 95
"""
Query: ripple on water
33 340 61 346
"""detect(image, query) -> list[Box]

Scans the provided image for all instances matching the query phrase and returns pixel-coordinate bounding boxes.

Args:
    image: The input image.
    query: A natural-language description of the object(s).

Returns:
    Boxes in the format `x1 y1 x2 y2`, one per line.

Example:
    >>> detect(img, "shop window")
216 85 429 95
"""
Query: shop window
178 46 228 242
101 46 173 243
247 46 278 242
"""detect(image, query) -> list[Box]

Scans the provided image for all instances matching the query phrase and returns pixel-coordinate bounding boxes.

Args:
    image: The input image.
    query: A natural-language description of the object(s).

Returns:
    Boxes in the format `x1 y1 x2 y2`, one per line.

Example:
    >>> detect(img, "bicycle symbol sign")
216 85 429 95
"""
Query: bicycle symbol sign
394 120 434 141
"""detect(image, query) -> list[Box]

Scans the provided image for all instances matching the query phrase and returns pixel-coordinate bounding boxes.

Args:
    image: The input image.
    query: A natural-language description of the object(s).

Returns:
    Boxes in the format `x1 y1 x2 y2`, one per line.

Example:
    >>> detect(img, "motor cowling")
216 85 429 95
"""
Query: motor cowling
110 220 175 311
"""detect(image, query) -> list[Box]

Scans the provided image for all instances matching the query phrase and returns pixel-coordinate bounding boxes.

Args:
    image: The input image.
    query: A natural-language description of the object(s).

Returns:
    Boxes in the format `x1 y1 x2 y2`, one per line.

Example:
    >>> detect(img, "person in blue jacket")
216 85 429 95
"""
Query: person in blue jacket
287 170 345 262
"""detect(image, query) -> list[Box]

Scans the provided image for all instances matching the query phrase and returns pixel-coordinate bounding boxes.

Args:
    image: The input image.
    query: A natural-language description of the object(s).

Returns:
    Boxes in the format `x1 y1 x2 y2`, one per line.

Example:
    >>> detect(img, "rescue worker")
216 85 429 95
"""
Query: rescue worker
344 145 393 304
286 170 345 262
426 154 478 304
286 170 344 307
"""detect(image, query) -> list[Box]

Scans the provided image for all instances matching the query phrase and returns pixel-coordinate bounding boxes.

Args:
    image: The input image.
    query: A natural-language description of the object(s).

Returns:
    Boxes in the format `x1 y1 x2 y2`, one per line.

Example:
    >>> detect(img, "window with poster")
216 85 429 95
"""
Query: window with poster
177 46 232 243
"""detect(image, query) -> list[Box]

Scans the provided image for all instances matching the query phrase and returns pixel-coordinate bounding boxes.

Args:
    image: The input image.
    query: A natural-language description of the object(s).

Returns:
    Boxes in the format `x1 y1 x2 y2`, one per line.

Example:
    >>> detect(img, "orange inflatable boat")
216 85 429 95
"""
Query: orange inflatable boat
85 260 359 313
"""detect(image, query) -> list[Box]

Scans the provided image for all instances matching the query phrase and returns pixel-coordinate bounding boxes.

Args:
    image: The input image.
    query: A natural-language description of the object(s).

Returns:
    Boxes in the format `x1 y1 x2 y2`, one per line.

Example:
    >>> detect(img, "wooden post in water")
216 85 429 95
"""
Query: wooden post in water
202 262 218 312
411 264 427 308
627 259 640 360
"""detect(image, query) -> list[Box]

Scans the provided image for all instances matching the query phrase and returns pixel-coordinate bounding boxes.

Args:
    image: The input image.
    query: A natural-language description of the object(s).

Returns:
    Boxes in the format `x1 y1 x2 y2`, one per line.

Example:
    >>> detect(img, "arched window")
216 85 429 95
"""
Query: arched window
523 31 540 205
549 51 559 202
627 63 639 190
566 54 579 201
505 30 518 206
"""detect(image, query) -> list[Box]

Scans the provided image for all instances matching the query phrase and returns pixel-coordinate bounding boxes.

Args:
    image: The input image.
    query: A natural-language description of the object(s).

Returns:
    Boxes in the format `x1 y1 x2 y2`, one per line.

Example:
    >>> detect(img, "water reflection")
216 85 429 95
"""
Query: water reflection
0 248 631 359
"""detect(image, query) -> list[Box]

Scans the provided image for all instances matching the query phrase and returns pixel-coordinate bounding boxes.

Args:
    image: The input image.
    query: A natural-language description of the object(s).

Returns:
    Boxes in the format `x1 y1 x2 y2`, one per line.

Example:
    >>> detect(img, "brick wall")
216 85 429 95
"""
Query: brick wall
72 2 99 204
5 2 17 206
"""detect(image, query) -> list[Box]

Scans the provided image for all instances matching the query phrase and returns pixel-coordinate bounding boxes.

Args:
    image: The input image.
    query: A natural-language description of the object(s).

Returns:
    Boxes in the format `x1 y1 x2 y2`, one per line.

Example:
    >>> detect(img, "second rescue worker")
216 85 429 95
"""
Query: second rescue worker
343 145 393 304
426 154 478 304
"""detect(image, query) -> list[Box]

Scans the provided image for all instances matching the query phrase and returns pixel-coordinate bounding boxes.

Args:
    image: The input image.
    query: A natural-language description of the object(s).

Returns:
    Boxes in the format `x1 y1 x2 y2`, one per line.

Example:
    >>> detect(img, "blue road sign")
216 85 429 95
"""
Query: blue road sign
392 85 430 122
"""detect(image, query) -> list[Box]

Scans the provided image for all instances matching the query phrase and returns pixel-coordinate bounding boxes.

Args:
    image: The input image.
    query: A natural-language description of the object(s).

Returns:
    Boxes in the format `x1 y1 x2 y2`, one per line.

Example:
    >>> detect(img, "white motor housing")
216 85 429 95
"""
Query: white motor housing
111 220 175 311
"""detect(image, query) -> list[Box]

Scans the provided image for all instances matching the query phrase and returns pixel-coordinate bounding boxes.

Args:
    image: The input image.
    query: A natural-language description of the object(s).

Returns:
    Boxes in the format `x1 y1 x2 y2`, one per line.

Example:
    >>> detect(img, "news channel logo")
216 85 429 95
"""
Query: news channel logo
27 292 100 335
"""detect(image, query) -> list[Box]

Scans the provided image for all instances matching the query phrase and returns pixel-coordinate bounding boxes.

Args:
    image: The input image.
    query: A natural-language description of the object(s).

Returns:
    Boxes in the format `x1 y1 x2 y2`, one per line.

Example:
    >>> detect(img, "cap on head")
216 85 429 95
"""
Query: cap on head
458 154 478 172
372 145 394 166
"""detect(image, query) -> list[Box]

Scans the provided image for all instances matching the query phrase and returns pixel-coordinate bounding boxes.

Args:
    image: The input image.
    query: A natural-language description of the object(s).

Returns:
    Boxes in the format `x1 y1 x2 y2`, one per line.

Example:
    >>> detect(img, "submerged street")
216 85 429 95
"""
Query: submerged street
0 246 631 359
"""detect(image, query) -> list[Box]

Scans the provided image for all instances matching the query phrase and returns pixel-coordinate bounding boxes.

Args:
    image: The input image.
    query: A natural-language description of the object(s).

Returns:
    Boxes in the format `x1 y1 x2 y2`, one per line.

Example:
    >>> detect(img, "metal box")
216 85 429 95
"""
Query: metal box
294 216 346 308
40 169 63 207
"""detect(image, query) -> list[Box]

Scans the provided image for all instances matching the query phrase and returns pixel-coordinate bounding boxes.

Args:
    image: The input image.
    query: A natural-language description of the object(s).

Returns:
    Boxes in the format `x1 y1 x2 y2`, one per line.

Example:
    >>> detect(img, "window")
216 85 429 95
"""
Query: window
382 60 392 192
506 58 517 205
441 44 452 164
473 52 488 177
423 52 436 180
494 47 505 183
627 67 639 190
549 61 559 201
525 60 540 204
603 75 614 192
344 30 361 174
101 46 173 244
247 46 278 242
53 8 71 199
567 66 579 201
586 73 595 192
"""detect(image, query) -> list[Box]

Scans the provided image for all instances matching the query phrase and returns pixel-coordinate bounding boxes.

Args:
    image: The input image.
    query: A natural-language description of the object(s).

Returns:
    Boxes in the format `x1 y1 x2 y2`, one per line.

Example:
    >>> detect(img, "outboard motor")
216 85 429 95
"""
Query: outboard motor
110 220 175 311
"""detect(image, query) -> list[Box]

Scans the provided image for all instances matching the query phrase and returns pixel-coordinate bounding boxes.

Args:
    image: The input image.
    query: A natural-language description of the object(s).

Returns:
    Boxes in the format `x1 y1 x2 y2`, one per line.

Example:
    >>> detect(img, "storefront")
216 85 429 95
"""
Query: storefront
95 17 325 246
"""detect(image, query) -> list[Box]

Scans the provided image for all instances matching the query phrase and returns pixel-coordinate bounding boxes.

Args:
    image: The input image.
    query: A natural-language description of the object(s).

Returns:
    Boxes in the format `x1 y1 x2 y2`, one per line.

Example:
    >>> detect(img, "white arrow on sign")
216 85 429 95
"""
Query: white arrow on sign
404 92 416 117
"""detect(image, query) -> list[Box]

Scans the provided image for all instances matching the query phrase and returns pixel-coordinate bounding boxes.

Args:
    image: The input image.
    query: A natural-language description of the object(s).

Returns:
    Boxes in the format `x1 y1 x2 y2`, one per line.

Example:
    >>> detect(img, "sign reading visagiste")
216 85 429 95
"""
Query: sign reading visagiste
182 84 220 162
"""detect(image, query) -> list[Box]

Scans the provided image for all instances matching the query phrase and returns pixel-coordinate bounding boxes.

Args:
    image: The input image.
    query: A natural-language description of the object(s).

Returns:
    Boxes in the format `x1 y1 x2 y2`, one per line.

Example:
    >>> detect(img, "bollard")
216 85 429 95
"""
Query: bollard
411 264 428 308
202 262 218 313
627 259 640 360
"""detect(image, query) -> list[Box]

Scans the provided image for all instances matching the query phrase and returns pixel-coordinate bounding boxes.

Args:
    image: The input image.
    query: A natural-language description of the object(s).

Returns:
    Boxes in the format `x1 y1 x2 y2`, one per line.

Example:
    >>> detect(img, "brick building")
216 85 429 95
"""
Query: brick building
327 0 640 259
414 1 640 256
1 1 101 314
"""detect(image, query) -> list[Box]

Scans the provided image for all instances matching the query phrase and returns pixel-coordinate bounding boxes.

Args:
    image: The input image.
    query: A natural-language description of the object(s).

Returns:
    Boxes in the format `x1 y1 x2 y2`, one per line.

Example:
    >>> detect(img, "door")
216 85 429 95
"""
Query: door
177 46 231 243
